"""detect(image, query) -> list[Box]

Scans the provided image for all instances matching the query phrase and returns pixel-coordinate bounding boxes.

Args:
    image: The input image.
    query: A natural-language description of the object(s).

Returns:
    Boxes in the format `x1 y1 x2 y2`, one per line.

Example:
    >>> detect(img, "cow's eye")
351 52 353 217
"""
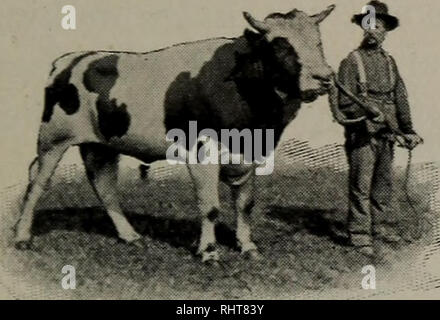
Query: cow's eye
271 37 290 49
271 38 295 58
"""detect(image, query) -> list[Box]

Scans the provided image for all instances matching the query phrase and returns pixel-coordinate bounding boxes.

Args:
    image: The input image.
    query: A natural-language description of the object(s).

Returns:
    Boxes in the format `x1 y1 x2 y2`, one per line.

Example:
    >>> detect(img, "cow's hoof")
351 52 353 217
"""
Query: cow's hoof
242 249 263 261
240 242 261 260
14 240 33 251
203 259 220 267
129 239 145 249
120 238 145 249
201 245 220 265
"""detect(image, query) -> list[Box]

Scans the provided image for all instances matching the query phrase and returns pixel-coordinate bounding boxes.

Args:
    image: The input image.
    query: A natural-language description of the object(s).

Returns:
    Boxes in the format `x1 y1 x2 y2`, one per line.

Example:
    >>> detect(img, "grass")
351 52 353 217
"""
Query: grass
1 162 437 299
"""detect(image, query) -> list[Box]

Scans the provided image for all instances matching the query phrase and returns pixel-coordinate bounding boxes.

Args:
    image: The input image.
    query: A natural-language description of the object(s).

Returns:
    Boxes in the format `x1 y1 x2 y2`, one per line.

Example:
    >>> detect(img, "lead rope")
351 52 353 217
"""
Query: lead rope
403 148 422 241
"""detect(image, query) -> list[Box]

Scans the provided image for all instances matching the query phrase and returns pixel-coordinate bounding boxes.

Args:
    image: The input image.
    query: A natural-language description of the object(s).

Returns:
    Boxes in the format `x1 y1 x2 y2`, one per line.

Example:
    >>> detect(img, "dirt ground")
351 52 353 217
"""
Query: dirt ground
0 163 437 299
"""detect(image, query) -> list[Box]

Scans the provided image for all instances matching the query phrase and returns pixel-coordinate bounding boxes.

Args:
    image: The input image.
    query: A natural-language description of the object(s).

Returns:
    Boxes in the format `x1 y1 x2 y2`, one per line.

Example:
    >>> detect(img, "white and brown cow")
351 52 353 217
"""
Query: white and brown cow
14 6 335 263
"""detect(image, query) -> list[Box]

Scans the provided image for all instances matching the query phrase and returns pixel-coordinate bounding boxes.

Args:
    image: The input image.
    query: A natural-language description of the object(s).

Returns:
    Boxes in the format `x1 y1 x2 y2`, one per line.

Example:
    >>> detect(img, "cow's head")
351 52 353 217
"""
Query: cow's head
243 5 335 102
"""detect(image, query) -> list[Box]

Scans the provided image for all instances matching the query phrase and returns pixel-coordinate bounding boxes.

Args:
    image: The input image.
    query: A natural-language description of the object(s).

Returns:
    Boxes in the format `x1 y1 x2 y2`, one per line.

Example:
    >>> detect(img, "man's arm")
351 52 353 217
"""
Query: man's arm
391 57 423 149
392 58 416 134
338 54 366 118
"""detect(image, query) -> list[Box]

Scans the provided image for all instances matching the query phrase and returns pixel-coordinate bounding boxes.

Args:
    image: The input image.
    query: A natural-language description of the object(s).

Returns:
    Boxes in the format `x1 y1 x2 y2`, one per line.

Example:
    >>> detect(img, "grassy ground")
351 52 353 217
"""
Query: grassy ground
1 163 437 299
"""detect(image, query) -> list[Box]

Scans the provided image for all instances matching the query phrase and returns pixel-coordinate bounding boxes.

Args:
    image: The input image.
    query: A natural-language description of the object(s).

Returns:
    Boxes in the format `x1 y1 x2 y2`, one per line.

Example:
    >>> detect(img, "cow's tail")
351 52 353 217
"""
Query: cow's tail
17 157 39 215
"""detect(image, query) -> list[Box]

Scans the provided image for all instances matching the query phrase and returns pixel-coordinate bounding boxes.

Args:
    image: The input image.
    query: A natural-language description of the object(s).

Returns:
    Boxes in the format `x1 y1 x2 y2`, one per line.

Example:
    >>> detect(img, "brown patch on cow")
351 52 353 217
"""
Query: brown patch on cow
163 34 302 157
83 55 131 140
43 52 96 122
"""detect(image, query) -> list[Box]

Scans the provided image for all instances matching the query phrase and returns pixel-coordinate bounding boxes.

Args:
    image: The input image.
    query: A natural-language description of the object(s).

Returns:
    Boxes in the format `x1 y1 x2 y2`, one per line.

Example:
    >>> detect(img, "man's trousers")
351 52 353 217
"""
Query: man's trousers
346 137 394 246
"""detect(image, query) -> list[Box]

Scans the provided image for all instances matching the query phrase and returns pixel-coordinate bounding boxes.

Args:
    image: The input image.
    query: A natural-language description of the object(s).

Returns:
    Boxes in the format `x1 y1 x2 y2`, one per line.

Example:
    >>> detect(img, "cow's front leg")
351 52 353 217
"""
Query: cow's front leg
186 163 220 263
231 175 262 260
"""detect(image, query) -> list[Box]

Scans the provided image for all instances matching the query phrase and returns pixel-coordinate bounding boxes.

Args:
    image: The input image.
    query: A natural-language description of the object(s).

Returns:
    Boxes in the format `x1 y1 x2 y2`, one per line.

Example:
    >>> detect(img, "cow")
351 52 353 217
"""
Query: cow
14 5 336 263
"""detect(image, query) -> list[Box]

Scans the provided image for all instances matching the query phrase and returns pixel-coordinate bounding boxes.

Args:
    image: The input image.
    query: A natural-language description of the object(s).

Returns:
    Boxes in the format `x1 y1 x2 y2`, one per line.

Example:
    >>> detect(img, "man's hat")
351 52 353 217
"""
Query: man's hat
352 1 399 31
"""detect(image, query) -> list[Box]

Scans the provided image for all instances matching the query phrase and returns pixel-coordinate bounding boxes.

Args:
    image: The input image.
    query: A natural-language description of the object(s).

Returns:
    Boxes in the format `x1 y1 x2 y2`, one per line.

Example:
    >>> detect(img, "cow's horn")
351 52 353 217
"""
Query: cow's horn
243 12 269 33
311 4 336 24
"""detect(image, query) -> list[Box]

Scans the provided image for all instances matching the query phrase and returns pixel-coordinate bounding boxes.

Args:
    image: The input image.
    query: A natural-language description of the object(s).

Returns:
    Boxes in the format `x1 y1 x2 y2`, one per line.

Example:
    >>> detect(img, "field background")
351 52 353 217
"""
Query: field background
1 142 439 299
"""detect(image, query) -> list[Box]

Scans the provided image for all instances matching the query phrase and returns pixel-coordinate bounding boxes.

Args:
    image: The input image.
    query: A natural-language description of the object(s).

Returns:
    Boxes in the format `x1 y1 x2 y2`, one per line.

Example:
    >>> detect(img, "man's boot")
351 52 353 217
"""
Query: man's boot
373 226 401 243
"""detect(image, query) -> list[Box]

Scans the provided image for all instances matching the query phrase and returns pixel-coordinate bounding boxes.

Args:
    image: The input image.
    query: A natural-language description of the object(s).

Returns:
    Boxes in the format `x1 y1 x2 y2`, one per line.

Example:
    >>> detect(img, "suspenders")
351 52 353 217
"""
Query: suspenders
349 49 399 135
351 49 395 100
352 50 367 96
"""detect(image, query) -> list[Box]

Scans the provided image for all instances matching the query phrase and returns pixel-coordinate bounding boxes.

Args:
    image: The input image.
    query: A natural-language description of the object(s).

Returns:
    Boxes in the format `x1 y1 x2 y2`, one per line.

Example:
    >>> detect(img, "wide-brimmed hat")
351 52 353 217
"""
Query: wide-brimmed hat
352 1 399 31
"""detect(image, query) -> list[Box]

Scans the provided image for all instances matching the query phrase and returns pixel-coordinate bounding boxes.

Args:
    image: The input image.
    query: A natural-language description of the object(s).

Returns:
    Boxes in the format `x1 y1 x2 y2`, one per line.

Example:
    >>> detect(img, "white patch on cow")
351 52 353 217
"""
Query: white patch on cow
265 12 322 65
108 39 234 156
186 162 220 259
200 219 216 252
107 53 170 155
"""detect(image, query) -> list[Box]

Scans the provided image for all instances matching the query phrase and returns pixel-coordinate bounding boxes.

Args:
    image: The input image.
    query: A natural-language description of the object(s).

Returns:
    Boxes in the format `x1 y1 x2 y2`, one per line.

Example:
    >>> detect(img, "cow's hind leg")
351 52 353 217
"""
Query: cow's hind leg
79 144 142 245
231 176 262 260
187 163 221 264
15 142 70 249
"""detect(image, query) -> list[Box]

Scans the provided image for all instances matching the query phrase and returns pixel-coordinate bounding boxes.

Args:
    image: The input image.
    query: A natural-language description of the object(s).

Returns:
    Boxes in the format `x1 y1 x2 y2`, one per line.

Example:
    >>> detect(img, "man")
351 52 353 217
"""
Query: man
337 1 422 256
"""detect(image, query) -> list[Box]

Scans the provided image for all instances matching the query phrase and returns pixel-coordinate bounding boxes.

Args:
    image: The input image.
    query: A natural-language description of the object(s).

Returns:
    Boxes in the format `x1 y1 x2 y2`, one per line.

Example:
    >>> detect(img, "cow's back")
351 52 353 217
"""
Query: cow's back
42 37 249 160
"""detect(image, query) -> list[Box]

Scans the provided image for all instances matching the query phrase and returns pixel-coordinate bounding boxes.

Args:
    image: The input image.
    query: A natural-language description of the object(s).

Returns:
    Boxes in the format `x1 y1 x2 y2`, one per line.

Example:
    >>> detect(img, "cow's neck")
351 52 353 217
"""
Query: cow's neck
228 31 302 145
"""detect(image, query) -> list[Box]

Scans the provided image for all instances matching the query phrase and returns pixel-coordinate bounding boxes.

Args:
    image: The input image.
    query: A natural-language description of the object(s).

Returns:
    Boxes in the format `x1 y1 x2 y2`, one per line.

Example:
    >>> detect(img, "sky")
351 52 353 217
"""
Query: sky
1 0 439 186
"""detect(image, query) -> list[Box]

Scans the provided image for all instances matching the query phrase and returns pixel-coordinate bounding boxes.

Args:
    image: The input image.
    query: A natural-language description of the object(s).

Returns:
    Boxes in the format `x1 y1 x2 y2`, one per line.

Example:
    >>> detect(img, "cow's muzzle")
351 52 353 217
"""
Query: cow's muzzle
301 84 330 103
313 74 333 91
300 72 334 103
301 90 320 103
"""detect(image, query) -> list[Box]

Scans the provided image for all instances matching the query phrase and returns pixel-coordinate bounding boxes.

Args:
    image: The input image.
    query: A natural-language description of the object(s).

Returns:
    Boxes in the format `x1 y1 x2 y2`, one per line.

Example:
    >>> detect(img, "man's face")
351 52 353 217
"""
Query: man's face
362 18 387 48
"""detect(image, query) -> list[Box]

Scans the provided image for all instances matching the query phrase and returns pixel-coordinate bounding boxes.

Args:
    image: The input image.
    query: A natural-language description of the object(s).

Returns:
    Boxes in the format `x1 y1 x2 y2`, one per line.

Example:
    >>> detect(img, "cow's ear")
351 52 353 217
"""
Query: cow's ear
311 4 336 24
244 29 264 45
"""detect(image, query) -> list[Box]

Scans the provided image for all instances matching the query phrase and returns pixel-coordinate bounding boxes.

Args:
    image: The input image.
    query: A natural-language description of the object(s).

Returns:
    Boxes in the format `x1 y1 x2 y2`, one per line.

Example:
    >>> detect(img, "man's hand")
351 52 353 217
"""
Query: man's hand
371 111 385 123
364 100 385 123
403 134 423 150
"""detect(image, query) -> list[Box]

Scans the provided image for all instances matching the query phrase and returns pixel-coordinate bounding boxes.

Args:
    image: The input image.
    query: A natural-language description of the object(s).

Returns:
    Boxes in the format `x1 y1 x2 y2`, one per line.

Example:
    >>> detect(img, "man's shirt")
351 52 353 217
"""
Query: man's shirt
338 46 415 134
